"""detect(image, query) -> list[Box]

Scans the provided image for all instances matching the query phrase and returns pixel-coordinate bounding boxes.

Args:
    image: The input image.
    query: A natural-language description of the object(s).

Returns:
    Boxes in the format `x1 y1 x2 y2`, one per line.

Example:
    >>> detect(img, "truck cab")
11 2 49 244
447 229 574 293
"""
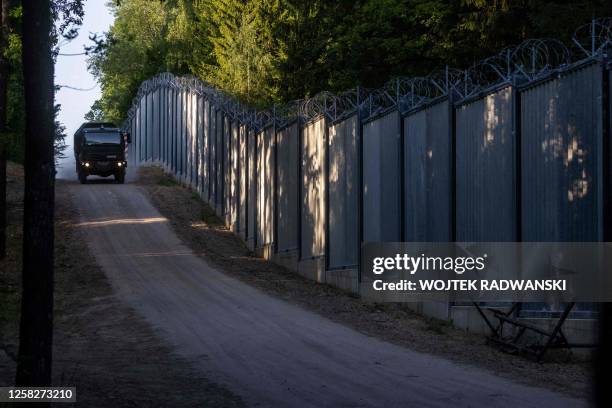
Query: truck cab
74 122 131 184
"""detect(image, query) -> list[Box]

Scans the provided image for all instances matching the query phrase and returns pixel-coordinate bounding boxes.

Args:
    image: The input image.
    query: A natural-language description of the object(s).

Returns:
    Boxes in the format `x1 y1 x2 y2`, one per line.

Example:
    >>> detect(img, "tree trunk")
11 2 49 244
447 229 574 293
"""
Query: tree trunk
0 0 11 260
15 0 55 389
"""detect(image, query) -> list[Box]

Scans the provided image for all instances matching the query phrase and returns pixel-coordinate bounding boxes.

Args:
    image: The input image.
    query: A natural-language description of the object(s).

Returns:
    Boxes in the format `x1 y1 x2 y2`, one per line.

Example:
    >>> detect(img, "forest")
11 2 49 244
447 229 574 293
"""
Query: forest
1 0 612 399
88 0 612 126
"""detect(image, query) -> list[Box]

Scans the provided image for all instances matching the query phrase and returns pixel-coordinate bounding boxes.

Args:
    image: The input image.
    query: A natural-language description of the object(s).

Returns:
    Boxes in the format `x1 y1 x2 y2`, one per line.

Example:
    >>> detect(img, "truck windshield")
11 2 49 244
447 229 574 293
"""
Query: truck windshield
84 132 121 145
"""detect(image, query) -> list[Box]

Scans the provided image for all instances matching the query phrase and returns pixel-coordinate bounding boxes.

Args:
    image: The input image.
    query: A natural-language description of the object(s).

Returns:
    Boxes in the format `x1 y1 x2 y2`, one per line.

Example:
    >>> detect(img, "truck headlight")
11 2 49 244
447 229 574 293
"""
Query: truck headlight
117 162 123 167
84 162 90 167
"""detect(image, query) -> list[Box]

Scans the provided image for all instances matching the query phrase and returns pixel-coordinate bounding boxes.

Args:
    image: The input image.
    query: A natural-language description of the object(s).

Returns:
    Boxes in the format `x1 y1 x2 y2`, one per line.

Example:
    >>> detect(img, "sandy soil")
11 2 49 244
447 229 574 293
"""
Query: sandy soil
137 165 593 401
0 166 242 407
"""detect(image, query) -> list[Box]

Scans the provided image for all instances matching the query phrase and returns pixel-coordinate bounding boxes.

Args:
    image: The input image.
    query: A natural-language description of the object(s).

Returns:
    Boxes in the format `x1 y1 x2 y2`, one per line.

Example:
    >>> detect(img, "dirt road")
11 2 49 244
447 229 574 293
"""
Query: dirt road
68 179 587 408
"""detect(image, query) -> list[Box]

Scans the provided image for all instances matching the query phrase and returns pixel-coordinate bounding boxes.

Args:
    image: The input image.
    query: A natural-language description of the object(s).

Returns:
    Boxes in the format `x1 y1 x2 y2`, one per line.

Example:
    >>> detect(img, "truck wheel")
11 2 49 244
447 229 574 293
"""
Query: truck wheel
115 171 125 184
78 171 87 184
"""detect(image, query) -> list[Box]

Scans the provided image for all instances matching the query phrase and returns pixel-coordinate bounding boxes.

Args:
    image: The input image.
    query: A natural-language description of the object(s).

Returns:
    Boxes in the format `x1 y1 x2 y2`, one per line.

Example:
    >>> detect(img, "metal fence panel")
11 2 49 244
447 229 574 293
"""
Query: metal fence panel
238 124 248 238
404 101 452 241
139 99 145 162
198 96 208 197
247 128 257 248
363 111 400 242
186 91 194 186
215 109 223 213
195 95 202 191
202 100 210 201
456 87 517 241
170 91 175 169
256 130 264 246
230 120 239 231
182 90 189 179
209 108 217 207
328 115 359 268
191 92 198 188
146 92 153 161
184 91 191 183
257 127 275 247
224 115 231 222
301 118 326 258
133 105 138 163
276 123 299 252
130 116 136 163
170 89 174 168
151 89 157 161
177 90 184 176
141 93 146 161
163 90 167 166
521 62 603 241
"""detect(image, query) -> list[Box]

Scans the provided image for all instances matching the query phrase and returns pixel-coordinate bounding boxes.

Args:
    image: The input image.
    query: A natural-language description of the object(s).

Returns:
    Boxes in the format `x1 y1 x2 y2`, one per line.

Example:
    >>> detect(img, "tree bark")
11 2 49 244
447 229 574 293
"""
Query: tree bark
15 0 55 389
0 0 12 260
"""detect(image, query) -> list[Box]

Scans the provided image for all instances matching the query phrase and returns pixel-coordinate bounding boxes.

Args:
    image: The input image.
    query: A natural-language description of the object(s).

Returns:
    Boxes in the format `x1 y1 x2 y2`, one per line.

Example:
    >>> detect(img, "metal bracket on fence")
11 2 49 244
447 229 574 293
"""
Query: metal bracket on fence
573 17 612 59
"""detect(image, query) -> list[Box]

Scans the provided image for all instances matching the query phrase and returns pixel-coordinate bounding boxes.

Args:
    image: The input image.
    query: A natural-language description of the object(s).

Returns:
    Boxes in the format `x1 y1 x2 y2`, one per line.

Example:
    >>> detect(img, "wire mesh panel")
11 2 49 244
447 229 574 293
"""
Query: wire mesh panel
456 86 517 241
276 123 299 252
230 120 240 231
328 115 359 268
363 111 400 242
404 101 452 241
257 127 275 247
247 128 257 248
301 118 326 258
521 62 604 241
238 124 248 239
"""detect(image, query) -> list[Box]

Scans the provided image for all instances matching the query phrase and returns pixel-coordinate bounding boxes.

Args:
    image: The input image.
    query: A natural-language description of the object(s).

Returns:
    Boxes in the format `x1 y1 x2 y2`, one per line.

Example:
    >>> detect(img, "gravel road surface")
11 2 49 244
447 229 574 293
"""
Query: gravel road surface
69 179 587 408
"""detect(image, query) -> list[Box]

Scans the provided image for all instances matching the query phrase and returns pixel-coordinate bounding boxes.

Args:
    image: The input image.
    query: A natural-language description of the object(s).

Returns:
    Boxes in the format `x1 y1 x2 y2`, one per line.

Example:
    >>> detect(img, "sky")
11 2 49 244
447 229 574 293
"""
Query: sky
55 1 114 177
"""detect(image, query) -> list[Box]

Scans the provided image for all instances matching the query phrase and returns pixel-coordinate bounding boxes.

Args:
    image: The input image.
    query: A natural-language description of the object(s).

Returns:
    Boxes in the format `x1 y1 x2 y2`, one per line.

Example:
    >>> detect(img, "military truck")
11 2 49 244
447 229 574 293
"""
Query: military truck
74 122 131 184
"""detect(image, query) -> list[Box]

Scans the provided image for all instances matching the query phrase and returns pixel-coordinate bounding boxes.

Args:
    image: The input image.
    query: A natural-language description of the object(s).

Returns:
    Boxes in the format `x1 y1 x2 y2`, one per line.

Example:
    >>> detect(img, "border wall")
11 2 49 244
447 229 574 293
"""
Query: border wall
123 20 612 342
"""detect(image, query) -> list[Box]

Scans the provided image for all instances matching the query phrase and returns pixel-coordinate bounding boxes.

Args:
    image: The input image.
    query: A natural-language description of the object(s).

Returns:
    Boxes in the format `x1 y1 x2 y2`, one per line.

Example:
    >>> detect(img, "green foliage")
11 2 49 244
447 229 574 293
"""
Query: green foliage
90 0 612 122
2 3 24 163
1 1 85 163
